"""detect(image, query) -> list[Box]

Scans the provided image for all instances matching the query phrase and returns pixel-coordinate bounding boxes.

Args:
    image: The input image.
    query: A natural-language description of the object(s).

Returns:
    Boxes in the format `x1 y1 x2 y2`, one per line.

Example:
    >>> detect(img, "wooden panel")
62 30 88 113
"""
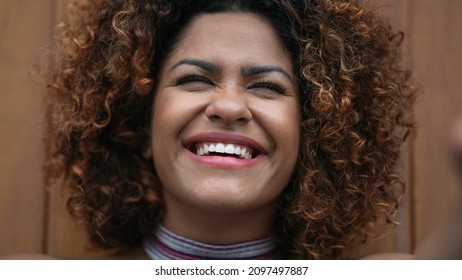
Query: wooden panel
0 0 55 255
363 0 414 255
410 0 462 252
46 191 117 258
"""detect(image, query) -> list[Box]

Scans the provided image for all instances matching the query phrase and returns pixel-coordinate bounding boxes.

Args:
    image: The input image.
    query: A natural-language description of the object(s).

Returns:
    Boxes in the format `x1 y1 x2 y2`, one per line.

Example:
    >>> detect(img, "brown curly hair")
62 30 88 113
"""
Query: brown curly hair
45 0 416 259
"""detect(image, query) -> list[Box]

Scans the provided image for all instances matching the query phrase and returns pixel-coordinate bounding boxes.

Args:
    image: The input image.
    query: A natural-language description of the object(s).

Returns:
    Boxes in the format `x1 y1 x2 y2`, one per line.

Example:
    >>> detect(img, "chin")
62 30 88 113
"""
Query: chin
187 189 272 215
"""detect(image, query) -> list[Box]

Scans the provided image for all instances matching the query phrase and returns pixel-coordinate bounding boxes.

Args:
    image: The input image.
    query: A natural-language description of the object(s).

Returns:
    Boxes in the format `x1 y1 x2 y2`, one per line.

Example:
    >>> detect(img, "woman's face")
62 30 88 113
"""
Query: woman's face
151 12 300 224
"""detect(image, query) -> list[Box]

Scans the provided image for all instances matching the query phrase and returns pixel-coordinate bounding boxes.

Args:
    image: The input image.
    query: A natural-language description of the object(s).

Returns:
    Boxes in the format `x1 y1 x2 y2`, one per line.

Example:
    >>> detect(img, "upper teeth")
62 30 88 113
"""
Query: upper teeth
196 143 253 160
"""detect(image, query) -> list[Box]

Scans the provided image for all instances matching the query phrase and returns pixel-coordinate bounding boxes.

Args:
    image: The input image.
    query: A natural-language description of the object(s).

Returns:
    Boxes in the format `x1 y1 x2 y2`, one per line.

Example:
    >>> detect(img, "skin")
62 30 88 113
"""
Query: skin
150 12 300 244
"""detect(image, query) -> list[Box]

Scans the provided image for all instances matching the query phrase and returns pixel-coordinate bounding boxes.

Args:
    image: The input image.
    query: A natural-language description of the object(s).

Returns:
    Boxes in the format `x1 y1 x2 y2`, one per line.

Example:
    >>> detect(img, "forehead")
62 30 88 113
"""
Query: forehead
164 12 294 71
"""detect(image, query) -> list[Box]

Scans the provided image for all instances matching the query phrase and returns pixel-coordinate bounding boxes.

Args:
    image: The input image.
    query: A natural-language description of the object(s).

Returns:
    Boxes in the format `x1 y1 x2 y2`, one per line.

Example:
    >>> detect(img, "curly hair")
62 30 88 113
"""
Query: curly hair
45 0 416 259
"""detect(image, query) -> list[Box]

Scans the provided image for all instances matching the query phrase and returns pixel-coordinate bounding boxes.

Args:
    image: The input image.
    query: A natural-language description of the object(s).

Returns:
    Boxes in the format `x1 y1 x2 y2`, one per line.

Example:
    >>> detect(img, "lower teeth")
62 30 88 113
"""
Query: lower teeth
197 151 250 159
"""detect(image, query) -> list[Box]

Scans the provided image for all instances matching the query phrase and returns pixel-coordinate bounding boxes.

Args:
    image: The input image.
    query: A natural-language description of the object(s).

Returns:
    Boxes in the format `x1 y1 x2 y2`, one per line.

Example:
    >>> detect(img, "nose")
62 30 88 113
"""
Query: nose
205 86 252 125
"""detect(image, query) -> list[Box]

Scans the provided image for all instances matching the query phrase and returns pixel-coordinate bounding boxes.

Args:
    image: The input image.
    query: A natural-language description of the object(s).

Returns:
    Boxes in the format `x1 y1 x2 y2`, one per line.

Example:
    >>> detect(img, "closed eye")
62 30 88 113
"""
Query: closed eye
177 75 215 86
246 80 287 95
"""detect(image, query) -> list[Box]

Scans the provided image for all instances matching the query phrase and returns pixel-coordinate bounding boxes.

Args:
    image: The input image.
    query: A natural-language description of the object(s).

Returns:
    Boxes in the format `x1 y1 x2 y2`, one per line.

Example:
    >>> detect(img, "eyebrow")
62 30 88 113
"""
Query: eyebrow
170 58 221 74
241 65 293 82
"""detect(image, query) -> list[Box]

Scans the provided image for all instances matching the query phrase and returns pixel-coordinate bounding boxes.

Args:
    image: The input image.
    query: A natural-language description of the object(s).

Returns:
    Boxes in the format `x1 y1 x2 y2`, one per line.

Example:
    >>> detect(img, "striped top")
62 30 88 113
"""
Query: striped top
143 225 278 260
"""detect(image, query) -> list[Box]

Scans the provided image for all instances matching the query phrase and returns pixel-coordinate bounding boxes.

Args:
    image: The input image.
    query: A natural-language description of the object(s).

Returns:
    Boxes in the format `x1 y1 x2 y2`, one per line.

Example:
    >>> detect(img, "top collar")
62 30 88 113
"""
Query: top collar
144 225 278 260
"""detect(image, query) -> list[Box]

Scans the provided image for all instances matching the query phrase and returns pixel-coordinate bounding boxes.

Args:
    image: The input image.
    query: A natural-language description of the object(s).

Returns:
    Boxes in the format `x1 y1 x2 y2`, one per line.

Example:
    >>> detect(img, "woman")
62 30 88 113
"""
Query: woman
45 0 416 259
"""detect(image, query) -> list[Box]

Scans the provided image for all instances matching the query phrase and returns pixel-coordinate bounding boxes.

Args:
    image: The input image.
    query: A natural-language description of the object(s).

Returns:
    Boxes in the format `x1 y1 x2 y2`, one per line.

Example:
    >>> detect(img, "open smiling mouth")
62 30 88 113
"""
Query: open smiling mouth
188 142 260 160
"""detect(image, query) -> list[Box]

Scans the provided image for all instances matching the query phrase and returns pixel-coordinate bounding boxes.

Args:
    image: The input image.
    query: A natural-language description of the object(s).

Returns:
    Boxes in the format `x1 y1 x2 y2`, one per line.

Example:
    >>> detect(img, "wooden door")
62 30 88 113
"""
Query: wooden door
409 0 462 253
0 0 54 256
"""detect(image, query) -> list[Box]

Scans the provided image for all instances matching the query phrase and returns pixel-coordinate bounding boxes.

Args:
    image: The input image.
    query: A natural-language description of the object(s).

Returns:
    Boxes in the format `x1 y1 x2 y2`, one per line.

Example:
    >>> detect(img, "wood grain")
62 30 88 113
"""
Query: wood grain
0 0 55 255
363 0 414 255
410 0 462 251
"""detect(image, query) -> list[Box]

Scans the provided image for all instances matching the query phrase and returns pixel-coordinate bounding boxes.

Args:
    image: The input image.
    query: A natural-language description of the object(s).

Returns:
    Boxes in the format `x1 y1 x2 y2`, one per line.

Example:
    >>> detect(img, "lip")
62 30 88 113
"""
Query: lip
183 132 267 168
185 149 264 168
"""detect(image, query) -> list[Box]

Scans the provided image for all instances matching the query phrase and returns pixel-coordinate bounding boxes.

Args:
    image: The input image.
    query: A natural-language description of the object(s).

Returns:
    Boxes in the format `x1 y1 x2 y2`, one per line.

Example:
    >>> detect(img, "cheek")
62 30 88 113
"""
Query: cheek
275 102 301 168
150 91 183 141
150 90 205 160
263 100 300 149
150 93 176 162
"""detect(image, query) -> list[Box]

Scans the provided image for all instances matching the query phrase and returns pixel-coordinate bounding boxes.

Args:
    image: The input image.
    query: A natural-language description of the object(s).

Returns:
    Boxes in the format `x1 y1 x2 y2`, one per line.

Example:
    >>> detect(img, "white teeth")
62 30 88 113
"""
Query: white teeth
216 143 225 153
241 148 247 159
195 142 254 160
225 144 234 154
242 149 252 159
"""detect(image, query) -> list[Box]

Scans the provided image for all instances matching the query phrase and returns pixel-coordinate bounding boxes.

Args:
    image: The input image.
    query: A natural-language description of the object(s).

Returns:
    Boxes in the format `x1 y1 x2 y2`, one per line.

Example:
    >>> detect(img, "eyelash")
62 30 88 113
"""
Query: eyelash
176 75 287 95
247 79 287 95
177 75 215 86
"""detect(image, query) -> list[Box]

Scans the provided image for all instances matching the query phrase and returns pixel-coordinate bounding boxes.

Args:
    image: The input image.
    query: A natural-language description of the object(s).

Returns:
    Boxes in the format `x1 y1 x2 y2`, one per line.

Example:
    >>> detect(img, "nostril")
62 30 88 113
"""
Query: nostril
236 115 252 123
207 114 222 122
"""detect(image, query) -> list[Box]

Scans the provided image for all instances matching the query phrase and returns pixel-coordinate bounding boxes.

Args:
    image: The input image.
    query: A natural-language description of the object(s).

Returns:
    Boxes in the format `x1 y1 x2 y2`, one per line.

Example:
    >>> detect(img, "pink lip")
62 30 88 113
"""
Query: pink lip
185 149 264 168
183 132 267 168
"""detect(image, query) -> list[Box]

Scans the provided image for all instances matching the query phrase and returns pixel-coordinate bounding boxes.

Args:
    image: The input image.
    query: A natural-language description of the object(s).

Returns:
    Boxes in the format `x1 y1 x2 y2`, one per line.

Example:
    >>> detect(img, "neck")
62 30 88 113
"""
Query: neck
162 197 276 244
